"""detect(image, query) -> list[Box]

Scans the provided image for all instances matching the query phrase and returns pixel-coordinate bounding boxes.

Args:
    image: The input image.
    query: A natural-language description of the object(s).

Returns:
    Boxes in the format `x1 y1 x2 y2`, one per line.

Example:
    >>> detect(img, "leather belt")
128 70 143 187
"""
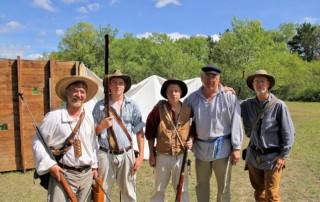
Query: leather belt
100 146 132 155
250 146 282 154
59 163 91 172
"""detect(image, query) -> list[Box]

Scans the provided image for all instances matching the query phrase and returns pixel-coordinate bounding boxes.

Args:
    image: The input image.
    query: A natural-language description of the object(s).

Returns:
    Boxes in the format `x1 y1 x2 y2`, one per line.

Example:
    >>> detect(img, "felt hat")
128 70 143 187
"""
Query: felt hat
246 69 275 91
106 69 132 93
160 77 188 99
55 75 98 103
201 64 221 74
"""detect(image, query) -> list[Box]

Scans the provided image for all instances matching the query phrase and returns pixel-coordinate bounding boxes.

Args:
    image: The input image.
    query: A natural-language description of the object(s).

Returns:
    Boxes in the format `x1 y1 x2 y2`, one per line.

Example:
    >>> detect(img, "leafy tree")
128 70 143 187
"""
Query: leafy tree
268 23 297 43
288 22 320 62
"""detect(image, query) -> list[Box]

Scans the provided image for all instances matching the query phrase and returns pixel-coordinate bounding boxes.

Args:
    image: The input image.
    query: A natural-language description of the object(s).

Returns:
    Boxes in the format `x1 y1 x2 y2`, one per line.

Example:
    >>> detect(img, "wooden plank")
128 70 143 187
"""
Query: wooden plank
0 59 20 172
17 56 26 172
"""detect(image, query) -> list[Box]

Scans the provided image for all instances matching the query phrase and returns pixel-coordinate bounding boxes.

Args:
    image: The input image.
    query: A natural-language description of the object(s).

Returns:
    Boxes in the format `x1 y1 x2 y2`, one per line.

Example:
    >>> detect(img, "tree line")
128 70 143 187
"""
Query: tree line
46 17 320 101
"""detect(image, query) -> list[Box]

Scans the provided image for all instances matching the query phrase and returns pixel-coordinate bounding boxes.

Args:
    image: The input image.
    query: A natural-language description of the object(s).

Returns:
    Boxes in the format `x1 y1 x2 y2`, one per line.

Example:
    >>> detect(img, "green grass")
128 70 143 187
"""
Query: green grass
0 102 319 202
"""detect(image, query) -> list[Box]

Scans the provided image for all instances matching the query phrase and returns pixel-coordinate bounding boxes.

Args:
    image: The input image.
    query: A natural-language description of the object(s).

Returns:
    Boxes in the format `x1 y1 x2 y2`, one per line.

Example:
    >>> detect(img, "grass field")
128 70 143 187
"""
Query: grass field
0 102 319 202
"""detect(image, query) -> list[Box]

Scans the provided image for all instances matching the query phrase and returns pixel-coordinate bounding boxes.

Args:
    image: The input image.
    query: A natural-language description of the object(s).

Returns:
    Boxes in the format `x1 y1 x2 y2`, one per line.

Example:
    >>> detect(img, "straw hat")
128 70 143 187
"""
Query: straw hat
55 75 98 102
160 78 188 99
105 69 132 93
246 70 275 91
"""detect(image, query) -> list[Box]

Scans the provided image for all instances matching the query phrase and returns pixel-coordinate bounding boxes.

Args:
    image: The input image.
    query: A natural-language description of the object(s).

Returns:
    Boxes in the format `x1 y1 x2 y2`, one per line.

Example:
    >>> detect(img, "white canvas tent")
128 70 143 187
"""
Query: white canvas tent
82 68 202 159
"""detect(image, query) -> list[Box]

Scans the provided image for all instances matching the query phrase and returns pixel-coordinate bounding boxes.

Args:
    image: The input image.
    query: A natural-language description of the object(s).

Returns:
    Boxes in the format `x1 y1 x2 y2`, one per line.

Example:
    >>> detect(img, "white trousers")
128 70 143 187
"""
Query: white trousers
98 148 137 202
150 153 189 202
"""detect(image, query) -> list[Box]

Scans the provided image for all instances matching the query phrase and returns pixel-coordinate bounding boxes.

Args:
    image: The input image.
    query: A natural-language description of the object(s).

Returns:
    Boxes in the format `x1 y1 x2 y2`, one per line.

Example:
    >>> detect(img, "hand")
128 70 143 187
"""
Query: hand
185 138 193 150
133 156 143 172
92 168 98 178
49 164 64 182
149 153 156 167
224 86 236 95
100 116 114 129
272 156 285 173
230 150 241 165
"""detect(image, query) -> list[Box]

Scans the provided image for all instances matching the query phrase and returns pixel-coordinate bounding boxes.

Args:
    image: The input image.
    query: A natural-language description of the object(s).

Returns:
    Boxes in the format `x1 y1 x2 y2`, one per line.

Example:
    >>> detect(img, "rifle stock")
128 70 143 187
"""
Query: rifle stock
19 92 77 202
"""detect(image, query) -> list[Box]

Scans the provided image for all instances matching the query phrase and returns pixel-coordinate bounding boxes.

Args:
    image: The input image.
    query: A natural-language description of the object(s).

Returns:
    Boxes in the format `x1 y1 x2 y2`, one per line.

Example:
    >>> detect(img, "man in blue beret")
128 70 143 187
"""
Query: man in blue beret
184 64 243 202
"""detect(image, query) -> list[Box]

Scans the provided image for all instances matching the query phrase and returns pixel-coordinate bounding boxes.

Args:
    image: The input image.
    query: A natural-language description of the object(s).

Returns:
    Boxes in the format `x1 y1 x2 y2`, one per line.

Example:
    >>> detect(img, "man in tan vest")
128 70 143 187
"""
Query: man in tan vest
145 78 196 202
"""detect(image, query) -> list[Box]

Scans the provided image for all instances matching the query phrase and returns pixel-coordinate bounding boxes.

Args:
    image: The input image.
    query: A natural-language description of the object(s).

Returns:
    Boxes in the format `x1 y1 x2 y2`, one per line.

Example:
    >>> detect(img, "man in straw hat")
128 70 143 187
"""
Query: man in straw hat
145 78 196 202
92 69 145 201
183 64 243 202
241 69 295 202
32 75 99 201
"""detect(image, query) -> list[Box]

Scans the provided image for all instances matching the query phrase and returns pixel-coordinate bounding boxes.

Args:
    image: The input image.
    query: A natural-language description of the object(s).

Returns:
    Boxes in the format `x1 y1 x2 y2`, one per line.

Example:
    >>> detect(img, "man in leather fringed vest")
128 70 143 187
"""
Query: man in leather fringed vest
145 78 196 202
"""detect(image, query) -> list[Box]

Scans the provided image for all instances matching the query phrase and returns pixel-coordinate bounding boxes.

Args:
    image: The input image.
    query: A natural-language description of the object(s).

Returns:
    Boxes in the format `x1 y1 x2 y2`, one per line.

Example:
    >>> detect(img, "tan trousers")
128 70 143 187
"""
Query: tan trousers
195 157 231 202
48 167 92 202
248 165 282 202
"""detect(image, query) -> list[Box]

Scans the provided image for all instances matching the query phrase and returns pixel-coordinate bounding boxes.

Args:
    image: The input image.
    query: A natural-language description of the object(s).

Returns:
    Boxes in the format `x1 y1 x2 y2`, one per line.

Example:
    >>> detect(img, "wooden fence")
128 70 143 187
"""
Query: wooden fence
0 57 81 172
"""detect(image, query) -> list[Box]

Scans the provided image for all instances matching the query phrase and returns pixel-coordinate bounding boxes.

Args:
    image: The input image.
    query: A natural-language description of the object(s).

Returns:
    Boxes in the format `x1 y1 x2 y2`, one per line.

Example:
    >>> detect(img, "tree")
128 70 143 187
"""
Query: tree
288 22 320 62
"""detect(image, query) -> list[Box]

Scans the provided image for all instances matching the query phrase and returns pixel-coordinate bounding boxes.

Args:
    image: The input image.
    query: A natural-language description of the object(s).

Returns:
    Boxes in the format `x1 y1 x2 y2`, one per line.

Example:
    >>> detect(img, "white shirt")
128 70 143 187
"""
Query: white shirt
32 106 98 175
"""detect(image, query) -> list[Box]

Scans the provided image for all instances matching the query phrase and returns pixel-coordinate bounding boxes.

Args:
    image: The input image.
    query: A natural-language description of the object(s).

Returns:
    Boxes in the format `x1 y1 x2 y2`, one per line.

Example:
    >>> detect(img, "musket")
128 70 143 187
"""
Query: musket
18 92 77 202
104 34 120 151
175 138 189 202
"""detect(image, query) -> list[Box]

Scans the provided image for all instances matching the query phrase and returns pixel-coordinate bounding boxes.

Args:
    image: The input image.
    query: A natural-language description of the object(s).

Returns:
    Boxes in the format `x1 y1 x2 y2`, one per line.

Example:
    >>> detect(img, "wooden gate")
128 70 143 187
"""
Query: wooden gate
0 57 80 172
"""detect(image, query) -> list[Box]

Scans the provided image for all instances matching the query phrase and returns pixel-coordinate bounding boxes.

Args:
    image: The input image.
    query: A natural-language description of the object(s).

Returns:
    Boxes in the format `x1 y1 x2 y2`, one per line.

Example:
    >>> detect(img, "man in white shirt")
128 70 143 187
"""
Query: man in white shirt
32 75 99 202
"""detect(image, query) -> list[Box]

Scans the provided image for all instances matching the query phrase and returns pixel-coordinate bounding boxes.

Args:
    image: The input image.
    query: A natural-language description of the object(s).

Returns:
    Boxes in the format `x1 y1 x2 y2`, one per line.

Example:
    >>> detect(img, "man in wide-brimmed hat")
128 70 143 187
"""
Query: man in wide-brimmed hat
183 64 243 202
32 75 99 201
92 69 145 201
241 70 295 201
145 78 196 201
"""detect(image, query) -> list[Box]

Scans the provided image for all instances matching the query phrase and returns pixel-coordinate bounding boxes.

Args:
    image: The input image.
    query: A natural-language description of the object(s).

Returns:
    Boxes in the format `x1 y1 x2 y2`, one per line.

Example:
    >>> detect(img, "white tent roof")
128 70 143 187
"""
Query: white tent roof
82 68 202 159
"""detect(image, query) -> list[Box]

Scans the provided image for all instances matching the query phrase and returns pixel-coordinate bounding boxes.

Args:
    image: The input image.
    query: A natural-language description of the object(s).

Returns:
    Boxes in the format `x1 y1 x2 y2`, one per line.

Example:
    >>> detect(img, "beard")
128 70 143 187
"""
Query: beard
68 97 84 108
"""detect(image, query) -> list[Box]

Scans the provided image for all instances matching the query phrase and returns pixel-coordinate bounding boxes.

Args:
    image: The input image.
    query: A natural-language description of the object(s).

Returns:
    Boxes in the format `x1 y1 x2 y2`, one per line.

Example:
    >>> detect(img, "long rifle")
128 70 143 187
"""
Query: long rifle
18 92 77 202
104 34 120 151
175 138 189 202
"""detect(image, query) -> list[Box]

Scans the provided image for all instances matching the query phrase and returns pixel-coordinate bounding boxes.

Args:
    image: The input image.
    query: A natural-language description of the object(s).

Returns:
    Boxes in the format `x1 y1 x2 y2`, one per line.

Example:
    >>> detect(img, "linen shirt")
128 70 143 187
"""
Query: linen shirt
32 106 98 176
241 93 295 170
92 95 145 149
183 85 243 161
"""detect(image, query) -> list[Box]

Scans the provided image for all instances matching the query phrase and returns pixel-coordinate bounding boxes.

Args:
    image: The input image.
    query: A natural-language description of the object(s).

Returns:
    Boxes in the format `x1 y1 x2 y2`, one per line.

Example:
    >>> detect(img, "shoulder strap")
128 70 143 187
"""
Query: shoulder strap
250 97 278 137
65 111 85 146
109 110 133 144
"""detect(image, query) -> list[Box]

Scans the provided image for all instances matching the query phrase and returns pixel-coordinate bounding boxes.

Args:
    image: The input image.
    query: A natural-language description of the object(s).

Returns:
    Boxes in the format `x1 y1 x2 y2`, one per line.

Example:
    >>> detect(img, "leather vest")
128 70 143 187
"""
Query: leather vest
156 101 191 156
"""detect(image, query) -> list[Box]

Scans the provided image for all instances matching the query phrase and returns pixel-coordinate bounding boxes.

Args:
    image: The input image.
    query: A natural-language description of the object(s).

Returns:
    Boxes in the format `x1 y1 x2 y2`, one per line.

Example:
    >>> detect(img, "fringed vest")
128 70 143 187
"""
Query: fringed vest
156 101 191 156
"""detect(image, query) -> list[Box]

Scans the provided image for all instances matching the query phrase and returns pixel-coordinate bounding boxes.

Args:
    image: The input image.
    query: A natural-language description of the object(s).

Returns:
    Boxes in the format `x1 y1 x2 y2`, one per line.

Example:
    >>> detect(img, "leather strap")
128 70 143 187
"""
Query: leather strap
247 97 278 147
109 110 133 144
64 111 85 147
250 97 278 136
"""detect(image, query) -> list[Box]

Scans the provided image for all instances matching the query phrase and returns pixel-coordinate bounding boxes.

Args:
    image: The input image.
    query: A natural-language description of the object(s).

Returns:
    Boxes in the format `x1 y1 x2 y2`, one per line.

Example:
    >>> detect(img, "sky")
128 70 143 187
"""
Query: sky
0 0 319 60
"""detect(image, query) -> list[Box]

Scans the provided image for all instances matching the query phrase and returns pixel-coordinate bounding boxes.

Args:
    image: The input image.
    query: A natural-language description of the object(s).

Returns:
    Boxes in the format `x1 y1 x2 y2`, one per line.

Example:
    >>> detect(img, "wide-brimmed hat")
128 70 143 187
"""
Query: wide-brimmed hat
106 69 132 93
160 78 188 99
55 75 98 103
202 64 221 75
246 69 275 91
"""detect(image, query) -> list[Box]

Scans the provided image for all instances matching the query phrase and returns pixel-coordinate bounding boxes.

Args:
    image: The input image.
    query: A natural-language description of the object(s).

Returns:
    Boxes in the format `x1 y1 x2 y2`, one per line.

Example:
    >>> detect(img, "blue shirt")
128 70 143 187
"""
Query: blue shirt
241 93 295 170
92 95 145 149
183 85 243 161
